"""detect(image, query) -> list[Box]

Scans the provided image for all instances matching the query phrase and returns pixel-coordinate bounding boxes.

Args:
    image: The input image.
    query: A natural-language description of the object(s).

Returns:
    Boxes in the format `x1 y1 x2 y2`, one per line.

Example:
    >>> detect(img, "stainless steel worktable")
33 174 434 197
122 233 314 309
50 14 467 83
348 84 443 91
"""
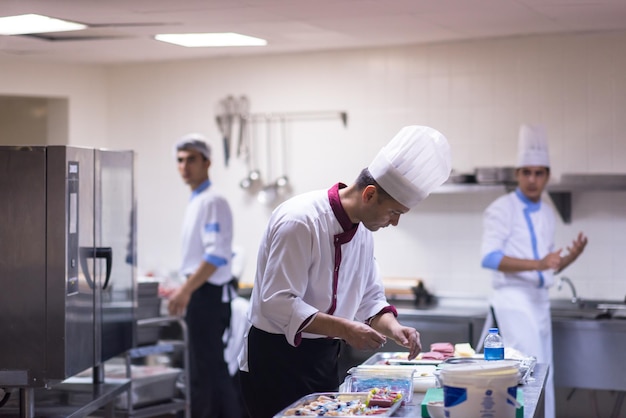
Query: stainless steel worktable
391 363 548 417
0 380 131 418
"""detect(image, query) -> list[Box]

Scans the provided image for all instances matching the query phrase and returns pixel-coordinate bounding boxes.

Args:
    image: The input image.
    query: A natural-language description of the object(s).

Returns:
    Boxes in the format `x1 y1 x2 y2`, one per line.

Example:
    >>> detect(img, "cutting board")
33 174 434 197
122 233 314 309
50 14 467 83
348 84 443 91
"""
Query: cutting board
420 387 524 418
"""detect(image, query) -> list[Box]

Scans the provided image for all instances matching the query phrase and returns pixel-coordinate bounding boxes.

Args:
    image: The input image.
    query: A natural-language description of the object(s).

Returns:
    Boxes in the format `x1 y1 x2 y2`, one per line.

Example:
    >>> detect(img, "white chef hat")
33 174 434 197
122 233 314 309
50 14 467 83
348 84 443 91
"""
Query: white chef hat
175 133 211 160
368 125 452 208
516 124 550 168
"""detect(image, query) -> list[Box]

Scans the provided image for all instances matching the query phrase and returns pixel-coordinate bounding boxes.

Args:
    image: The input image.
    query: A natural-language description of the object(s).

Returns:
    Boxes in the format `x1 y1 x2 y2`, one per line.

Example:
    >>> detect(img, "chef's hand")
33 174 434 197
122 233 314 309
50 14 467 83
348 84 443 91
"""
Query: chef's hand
167 287 192 316
555 232 588 274
566 232 588 259
538 249 562 271
342 322 388 351
390 326 422 360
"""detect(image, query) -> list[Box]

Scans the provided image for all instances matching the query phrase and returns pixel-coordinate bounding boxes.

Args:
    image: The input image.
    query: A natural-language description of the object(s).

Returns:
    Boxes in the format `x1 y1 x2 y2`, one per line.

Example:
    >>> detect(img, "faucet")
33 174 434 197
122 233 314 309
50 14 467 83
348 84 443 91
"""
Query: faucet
557 277 579 304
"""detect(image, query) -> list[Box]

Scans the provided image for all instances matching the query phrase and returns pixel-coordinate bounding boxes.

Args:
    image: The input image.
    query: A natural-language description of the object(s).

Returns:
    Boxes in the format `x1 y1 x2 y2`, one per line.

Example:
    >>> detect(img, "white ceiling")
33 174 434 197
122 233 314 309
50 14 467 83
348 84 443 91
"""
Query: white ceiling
1 0 626 65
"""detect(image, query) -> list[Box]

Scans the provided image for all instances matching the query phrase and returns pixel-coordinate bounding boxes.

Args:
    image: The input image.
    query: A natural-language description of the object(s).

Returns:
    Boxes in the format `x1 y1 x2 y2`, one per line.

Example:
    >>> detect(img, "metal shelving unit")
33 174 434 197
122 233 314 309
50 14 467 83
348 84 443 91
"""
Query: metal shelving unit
119 316 191 418
433 173 626 224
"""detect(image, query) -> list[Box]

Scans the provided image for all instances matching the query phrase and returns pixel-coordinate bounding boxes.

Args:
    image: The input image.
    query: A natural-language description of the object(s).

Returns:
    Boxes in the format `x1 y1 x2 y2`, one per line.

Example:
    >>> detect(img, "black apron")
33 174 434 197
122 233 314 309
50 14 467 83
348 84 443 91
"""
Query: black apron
240 326 341 418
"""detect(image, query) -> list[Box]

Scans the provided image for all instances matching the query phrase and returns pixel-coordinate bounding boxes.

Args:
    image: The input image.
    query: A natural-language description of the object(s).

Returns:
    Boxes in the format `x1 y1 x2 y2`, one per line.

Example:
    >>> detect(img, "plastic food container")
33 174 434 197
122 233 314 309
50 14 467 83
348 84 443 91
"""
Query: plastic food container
440 360 521 418
342 366 414 403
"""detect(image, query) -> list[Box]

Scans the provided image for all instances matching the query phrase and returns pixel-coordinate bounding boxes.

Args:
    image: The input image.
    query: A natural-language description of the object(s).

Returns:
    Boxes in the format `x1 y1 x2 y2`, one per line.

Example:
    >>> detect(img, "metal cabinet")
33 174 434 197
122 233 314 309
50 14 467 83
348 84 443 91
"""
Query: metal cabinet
552 318 626 391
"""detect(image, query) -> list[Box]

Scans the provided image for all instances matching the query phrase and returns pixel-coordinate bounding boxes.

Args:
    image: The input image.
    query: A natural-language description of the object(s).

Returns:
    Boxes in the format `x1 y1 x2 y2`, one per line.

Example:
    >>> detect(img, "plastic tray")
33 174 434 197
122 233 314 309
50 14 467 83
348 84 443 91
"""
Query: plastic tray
359 352 439 392
362 351 443 366
439 356 534 384
273 392 402 417
343 366 414 402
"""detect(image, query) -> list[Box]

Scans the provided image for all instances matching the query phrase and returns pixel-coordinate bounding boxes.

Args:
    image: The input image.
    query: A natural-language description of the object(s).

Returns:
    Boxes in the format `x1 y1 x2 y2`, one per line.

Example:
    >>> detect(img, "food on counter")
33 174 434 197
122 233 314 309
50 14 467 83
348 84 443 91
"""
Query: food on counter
454 342 476 357
430 342 455 357
415 341 473 361
419 351 446 360
281 392 399 416
366 388 403 408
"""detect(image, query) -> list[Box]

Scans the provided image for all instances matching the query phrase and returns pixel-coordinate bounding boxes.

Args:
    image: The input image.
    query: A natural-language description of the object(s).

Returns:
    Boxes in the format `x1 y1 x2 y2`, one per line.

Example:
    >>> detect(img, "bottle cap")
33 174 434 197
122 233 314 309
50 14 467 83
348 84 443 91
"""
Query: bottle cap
488 328 499 333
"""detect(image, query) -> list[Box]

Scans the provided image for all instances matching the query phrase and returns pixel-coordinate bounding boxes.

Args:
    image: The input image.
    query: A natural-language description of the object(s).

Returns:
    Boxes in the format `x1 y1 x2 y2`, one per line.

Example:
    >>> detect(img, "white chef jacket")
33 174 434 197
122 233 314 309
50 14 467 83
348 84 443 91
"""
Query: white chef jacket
480 187 556 418
481 188 556 289
239 183 390 371
180 179 233 287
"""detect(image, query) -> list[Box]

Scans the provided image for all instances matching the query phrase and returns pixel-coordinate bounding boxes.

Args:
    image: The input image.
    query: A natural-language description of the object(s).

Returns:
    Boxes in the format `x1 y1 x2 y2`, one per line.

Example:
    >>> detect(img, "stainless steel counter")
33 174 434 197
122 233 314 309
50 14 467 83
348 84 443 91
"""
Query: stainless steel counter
391 363 548 418
0 380 131 418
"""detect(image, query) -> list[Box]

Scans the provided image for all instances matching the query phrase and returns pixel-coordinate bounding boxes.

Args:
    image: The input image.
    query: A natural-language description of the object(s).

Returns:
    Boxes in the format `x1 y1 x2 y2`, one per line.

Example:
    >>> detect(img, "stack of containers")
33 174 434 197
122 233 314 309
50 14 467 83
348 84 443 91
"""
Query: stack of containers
136 280 162 345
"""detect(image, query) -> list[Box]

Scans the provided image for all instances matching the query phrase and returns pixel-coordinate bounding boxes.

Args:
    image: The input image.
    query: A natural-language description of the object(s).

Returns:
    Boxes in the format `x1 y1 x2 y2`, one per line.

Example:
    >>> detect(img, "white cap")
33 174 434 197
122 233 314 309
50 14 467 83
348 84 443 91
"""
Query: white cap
516 124 549 168
175 133 211 160
368 125 452 208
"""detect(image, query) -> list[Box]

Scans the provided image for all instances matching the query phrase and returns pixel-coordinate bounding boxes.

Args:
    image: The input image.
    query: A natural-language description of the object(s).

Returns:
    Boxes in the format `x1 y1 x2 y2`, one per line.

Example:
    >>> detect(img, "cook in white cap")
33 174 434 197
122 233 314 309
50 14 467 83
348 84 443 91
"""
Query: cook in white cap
481 124 587 418
169 133 243 418
239 125 452 418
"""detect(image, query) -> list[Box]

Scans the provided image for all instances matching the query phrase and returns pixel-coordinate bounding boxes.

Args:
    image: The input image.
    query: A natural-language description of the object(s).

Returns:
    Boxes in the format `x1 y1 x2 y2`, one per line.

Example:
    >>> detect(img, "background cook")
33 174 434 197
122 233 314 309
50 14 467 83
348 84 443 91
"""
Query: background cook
238 125 452 418
481 124 588 418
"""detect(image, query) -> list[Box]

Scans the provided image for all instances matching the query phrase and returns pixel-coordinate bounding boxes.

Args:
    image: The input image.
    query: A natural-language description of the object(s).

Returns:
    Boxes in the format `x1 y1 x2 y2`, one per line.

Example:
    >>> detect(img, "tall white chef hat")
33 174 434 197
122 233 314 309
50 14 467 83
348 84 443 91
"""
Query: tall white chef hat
175 132 211 160
516 124 550 168
368 125 452 208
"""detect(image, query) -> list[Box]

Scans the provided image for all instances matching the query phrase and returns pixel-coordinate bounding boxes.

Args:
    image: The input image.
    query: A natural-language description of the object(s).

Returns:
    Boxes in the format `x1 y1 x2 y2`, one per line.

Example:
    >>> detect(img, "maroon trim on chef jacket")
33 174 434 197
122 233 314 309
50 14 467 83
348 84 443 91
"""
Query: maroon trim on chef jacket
293 183 357 345
371 305 398 323
293 183 397 345
326 183 359 315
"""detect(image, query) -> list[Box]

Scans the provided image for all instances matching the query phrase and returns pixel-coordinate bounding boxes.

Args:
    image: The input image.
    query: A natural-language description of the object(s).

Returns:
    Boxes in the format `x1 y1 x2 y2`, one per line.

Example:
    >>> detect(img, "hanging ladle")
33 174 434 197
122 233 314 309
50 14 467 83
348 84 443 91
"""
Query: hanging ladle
239 109 261 190
257 116 278 205
273 116 289 190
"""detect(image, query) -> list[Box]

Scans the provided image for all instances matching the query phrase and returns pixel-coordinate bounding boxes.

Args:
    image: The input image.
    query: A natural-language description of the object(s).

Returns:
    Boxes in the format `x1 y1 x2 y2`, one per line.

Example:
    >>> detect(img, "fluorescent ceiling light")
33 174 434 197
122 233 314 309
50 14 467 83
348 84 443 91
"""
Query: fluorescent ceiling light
155 32 267 47
0 13 86 35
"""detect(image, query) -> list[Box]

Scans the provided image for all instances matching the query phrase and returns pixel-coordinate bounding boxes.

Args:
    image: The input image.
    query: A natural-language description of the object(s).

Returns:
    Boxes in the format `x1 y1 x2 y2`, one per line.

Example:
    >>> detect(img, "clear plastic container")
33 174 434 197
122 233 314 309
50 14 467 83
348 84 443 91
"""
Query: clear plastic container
342 366 414 403
484 327 505 360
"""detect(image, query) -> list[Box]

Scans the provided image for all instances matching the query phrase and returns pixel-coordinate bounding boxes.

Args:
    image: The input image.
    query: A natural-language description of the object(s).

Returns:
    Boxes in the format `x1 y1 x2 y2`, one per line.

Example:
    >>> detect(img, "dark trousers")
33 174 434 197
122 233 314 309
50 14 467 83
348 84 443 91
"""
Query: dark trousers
240 326 341 418
186 282 241 418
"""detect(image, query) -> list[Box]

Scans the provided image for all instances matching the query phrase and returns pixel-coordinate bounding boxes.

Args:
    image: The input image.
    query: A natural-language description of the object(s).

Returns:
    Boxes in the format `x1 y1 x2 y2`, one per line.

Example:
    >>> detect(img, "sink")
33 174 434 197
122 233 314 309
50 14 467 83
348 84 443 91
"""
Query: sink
550 298 626 320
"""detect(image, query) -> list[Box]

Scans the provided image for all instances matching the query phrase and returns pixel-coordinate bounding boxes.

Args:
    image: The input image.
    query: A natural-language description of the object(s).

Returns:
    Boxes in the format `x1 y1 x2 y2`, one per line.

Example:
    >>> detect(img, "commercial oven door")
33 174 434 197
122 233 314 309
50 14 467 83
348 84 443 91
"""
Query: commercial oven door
95 149 136 363
0 146 97 387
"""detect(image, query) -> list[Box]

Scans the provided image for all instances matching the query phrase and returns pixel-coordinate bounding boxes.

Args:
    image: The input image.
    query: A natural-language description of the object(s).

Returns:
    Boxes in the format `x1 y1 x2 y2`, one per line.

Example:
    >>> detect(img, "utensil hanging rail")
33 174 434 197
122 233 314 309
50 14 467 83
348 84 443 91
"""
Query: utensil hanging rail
245 110 348 127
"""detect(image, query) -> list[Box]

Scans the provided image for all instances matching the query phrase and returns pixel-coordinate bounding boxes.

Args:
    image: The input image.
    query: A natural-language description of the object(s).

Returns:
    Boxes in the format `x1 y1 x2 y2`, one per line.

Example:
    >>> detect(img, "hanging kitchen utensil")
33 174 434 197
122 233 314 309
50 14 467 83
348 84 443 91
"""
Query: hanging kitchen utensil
236 95 250 159
257 116 277 205
240 113 261 190
274 116 289 190
216 95 236 166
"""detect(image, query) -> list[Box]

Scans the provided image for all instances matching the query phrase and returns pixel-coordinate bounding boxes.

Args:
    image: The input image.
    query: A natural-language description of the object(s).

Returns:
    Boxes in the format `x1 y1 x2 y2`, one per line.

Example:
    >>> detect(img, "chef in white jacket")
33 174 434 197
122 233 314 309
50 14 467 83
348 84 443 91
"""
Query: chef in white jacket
481 124 588 418
239 125 452 418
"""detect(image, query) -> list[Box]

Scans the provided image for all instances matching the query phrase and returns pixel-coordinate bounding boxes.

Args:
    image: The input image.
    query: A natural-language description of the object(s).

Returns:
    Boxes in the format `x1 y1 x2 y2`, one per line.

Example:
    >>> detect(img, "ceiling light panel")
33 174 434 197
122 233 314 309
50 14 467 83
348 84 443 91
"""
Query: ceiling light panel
0 14 87 35
154 32 267 47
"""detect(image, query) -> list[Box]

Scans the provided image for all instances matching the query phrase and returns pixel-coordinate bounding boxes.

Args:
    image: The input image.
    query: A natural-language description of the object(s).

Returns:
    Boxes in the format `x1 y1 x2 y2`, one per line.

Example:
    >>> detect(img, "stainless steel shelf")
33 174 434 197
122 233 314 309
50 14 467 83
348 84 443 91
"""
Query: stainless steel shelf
113 399 186 418
116 317 190 418
433 183 509 194
551 173 626 191
0 380 131 418
433 173 626 224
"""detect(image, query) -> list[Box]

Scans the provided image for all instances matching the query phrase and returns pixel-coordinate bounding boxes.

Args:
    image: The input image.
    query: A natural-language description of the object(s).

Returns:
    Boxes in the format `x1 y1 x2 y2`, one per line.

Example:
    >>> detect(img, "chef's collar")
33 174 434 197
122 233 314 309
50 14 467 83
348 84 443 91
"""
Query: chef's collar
515 187 541 211
191 179 211 199
328 183 358 232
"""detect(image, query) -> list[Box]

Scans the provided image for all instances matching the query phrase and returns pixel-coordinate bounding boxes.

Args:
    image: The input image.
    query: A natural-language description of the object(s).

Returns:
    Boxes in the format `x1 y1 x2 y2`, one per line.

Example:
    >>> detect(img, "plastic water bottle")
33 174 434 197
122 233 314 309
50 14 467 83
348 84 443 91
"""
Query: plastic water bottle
484 327 504 360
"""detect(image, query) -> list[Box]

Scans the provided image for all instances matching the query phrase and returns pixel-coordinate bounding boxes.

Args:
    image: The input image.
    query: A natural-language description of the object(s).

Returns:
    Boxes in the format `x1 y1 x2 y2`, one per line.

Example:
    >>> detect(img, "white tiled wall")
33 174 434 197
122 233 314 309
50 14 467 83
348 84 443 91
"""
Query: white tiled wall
2 31 625 302
106 31 626 302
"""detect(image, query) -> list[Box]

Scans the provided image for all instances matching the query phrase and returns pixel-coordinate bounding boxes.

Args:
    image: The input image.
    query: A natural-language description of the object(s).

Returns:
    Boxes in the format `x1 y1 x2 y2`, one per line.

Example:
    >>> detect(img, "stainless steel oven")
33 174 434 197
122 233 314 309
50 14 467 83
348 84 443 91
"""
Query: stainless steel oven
0 145 136 388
